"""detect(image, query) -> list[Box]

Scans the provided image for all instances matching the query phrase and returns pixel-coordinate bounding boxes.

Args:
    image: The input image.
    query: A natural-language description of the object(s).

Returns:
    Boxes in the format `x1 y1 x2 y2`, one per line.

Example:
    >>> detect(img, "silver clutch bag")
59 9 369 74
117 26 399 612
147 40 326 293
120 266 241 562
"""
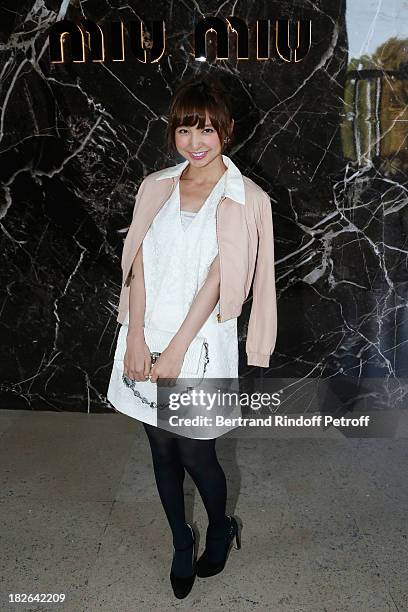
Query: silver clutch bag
144 325 209 378
121 322 210 408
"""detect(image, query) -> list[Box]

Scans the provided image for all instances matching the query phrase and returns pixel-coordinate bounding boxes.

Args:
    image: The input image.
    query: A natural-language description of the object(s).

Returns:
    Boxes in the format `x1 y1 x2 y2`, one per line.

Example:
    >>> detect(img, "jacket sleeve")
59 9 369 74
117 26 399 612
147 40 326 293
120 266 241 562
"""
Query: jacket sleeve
246 191 278 367
121 176 148 285
131 176 148 220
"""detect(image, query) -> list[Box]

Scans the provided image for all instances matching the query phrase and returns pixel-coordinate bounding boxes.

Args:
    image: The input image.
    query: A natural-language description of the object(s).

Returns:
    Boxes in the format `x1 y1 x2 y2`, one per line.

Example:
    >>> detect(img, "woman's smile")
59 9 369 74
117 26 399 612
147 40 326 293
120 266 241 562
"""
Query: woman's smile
189 151 209 160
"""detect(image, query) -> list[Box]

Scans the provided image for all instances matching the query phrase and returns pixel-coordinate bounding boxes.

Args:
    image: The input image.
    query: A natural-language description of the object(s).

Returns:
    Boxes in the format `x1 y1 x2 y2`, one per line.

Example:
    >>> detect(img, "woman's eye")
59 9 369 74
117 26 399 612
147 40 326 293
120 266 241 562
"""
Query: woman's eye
177 128 214 134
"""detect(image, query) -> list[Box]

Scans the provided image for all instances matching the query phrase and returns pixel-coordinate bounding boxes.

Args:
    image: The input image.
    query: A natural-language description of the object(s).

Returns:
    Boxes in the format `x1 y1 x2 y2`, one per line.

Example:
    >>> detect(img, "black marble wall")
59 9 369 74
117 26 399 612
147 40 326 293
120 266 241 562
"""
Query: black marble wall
1 1 407 413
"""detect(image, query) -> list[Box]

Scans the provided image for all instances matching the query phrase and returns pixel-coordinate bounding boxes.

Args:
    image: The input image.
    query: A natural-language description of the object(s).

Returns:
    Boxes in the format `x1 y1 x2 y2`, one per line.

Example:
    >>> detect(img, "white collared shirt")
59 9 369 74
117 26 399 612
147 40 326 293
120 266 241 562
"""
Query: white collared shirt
154 154 246 205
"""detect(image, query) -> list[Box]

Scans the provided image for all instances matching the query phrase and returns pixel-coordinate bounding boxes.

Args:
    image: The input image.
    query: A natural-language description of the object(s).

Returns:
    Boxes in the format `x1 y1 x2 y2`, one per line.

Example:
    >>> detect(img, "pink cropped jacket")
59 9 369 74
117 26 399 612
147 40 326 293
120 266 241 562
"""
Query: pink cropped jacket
116 155 278 368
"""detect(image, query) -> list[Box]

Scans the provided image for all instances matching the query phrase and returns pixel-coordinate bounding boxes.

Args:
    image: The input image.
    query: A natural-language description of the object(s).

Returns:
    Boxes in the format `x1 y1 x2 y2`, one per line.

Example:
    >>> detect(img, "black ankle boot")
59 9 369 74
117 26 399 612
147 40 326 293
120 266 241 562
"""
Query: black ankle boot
196 515 241 578
169 523 197 599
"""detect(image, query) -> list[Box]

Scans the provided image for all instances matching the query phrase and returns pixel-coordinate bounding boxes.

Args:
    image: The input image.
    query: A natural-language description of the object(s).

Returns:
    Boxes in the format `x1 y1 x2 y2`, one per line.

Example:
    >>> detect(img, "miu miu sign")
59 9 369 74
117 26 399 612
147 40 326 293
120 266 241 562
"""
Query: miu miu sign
49 17 312 64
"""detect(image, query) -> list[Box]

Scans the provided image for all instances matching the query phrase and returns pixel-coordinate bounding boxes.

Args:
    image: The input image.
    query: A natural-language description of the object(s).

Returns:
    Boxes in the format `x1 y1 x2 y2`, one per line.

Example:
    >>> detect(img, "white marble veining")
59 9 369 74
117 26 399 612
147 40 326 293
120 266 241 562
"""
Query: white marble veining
0 1 407 417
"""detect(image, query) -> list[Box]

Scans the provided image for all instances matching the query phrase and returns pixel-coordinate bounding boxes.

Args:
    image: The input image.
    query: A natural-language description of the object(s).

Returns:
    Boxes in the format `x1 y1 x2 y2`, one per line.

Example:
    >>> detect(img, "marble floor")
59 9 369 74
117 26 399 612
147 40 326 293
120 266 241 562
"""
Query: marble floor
0 410 406 612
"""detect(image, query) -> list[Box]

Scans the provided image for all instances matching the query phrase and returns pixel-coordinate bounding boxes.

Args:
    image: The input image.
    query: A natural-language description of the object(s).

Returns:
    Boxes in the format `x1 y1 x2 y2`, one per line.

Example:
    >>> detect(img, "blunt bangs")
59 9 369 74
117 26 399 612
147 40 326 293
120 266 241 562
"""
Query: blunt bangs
165 76 233 155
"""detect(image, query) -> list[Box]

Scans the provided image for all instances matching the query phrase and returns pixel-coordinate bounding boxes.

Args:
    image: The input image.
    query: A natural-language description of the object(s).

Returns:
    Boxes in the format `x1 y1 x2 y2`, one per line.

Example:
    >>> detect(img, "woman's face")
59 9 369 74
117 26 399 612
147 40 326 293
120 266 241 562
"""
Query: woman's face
174 111 224 167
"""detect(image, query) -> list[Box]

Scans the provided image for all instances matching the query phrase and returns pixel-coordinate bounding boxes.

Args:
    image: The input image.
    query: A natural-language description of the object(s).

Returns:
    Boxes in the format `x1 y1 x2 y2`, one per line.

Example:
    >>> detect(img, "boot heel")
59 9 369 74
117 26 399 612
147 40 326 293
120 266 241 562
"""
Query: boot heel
233 516 242 550
196 515 242 578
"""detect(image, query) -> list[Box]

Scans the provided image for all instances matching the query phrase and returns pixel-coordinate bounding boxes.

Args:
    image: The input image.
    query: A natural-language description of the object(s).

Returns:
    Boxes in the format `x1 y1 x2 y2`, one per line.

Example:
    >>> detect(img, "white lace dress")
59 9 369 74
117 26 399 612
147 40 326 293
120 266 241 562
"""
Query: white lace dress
107 171 241 439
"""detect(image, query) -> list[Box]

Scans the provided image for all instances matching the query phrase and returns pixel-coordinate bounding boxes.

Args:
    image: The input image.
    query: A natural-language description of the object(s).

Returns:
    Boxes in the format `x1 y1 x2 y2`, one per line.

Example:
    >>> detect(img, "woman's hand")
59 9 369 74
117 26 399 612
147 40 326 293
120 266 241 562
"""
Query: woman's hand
149 342 186 386
124 329 152 381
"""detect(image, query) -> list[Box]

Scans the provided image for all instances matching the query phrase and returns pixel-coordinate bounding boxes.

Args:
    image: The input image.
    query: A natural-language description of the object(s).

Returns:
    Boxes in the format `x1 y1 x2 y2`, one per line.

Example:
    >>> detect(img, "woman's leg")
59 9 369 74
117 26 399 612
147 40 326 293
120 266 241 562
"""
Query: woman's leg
175 435 230 561
142 423 192 547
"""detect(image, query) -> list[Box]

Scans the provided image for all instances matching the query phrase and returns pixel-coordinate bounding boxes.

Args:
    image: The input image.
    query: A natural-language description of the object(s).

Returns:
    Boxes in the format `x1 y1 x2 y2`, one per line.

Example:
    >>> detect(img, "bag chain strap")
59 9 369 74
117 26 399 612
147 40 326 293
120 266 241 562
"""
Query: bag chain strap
122 341 209 409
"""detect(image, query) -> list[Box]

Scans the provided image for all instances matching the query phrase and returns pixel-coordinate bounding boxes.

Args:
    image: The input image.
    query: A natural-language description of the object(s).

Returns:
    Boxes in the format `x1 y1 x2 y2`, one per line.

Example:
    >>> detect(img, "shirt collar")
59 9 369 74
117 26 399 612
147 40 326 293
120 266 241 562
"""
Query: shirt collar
155 154 245 205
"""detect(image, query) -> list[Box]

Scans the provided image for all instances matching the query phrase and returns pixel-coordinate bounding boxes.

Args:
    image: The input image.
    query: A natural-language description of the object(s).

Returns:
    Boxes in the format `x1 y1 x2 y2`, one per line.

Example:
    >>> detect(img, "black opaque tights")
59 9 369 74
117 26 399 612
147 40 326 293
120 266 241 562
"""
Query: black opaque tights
143 422 229 549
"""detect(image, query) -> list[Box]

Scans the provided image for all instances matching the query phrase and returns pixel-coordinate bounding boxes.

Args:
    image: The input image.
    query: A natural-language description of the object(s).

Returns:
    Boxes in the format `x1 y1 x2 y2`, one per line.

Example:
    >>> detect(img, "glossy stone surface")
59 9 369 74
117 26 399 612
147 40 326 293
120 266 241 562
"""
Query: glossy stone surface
0 1 407 412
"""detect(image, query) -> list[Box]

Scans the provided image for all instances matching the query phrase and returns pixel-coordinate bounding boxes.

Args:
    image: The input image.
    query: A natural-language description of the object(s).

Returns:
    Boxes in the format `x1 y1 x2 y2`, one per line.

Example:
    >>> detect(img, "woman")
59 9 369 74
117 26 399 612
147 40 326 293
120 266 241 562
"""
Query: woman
107 76 277 599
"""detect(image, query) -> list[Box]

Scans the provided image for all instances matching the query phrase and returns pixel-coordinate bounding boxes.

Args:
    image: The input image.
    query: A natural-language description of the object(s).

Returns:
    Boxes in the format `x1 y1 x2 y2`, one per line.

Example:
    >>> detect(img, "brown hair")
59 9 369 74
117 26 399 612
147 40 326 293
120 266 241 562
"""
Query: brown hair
165 75 234 155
